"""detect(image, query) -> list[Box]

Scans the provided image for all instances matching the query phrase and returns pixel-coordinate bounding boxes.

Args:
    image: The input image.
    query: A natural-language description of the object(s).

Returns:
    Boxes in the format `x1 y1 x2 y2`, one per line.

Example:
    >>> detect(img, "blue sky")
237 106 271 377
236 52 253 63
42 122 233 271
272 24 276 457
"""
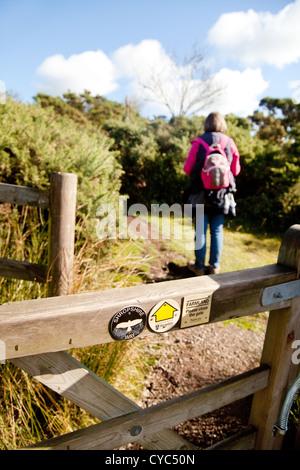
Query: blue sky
1 0 300 117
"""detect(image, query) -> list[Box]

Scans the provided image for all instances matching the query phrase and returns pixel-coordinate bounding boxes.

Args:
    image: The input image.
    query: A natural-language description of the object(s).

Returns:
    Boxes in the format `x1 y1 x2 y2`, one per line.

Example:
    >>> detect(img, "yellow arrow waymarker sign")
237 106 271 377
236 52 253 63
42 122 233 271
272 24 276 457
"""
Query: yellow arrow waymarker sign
153 302 177 322
148 299 180 333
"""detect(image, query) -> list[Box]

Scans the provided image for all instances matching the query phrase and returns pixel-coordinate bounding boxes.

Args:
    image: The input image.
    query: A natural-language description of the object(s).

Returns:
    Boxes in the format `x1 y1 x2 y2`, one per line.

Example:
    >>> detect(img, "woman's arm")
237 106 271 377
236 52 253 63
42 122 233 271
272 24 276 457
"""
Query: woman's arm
183 140 200 175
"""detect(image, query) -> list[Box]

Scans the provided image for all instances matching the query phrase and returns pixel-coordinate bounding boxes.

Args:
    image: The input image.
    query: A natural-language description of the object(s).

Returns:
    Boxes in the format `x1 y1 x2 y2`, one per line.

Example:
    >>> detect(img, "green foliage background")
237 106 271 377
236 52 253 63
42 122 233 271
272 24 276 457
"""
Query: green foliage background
32 91 300 233
0 96 122 219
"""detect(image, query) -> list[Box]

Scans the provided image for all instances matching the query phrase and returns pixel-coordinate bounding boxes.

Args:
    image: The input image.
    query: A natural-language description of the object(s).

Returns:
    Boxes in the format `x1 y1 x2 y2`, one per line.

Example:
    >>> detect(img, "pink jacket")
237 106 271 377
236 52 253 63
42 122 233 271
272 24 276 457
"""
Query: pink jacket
184 134 241 177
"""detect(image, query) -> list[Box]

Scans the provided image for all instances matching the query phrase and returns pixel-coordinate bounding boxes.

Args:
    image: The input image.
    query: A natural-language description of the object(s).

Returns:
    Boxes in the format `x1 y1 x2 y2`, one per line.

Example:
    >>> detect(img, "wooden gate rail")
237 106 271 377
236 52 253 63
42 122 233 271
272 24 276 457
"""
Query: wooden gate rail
0 221 299 449
0 263 297 360
25 366 270 450
0 172 77 296
12 351 197 450
0 182 49 283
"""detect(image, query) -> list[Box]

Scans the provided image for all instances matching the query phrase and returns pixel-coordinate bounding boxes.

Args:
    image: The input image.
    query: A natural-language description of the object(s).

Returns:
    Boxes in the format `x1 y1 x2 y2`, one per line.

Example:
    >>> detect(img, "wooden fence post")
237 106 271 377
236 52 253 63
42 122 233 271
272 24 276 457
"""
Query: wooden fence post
48 172 77 297
249 224 300 449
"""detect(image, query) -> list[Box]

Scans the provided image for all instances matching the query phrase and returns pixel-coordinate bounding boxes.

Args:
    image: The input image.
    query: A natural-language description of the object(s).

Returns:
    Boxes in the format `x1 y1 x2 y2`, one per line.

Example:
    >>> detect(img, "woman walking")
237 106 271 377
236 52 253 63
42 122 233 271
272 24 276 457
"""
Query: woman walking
183 112 241 275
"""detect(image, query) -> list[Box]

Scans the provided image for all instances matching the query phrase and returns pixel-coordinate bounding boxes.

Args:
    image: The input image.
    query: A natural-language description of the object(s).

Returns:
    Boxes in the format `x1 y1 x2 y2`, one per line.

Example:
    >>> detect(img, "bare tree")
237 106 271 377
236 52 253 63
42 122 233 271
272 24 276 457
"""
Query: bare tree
137 47 225 117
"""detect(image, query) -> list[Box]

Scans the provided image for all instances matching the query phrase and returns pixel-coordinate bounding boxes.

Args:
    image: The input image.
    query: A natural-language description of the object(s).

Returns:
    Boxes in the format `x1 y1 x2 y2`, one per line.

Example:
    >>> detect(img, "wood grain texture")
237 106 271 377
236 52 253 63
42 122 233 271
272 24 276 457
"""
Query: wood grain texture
0 263 296 361
0 258 47 282
26 366 269 450
48 172 77 297
0 182 49 208
249 224 300 449
13 351 196 450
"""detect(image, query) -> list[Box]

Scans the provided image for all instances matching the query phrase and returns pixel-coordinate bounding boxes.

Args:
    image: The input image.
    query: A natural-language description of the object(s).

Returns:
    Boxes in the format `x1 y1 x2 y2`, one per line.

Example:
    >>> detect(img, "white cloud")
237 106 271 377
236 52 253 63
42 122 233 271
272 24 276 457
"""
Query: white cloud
35 40 169 100
36 50 118 96
289 80 300 102
113 40 266 117
210 68 269 117
112 39 190 115
112 39 173 81
35 39 269 117
208 1 300 68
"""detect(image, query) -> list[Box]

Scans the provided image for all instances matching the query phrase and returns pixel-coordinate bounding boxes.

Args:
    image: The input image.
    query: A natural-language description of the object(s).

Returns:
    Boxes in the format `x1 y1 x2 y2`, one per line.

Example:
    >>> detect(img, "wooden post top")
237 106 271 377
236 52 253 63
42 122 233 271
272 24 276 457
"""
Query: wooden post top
278 224 300 274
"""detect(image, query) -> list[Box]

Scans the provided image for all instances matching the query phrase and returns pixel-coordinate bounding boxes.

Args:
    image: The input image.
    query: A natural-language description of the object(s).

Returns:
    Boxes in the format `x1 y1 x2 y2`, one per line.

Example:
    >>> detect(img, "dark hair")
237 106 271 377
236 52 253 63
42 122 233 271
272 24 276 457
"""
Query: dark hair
204 112 227 133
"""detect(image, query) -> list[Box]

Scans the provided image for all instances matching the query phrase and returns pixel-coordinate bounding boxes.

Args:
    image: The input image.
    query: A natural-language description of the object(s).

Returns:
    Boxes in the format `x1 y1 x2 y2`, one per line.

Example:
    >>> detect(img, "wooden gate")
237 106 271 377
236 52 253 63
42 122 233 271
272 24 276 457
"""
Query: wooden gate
0 172 77 296
0 177 299 450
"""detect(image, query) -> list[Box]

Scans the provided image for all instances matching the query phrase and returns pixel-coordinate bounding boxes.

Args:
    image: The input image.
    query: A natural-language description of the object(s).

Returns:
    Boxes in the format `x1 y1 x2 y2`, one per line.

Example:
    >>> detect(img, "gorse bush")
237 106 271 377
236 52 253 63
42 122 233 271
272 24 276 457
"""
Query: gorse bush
102 119 159 205
102 116 198 206
0 98 122 223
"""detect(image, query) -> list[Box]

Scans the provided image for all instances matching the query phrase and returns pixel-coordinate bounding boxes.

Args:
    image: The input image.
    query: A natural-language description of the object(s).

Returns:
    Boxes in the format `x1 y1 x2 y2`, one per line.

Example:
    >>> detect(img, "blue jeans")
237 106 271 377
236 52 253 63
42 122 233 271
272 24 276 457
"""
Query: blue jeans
194 213 224 269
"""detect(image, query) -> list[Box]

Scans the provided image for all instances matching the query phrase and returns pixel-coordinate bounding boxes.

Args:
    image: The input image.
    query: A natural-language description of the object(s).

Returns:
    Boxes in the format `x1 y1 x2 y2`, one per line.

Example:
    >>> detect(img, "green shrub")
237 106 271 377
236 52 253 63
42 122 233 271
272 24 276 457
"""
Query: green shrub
0 98 122 224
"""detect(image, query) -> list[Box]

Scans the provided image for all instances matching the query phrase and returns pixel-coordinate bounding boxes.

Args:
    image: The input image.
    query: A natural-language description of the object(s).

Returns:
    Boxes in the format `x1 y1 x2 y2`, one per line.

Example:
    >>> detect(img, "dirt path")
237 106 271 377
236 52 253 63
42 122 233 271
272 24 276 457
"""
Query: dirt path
139 320 266 449
124 216 268 449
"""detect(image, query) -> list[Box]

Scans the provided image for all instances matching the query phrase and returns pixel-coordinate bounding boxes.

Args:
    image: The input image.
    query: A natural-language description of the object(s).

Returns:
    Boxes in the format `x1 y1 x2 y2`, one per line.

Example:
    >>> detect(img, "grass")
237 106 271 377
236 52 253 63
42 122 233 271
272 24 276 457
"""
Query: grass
0 206 296 449
0 204 49 302
149 213 280 333
0 204 163 449
148 213 281 271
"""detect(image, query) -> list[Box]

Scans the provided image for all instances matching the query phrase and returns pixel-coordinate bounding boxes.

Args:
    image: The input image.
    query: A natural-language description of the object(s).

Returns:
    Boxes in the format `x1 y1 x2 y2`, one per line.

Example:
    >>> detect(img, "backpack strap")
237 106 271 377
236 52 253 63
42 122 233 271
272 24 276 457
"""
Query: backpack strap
219 134 230 150
196 135 229 151
195 137 210 151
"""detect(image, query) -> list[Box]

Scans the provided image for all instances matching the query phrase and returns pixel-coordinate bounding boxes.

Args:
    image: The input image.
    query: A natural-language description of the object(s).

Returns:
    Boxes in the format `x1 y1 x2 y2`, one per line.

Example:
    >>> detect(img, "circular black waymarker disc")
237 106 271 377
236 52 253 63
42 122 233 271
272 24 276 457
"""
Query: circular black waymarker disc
109 306 146 341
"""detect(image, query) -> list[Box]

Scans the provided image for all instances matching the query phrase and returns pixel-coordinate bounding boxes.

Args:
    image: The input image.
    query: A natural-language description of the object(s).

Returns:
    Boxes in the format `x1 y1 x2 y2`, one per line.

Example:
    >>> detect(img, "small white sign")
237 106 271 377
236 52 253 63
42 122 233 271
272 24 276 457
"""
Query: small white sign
181 292 213 328
148 299 181 333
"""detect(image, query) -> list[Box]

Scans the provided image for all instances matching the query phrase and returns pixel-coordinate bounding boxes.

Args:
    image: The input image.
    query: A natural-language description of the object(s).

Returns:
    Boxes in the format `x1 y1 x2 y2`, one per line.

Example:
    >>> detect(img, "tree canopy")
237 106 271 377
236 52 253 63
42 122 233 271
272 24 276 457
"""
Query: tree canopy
0 93 299 233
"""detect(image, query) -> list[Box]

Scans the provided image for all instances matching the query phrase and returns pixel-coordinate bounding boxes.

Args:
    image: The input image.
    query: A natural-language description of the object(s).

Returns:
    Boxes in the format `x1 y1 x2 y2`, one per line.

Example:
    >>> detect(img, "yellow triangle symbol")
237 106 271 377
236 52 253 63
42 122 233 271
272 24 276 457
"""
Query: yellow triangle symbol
153 302 177 322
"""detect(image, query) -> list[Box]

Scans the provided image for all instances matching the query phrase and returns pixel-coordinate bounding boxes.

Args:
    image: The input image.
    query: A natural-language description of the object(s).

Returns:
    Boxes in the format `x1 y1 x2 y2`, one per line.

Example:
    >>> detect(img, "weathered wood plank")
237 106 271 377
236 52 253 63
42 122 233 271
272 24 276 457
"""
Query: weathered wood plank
0 183 49 208
249 299 300 449
12 351 196 450
277 224 300 271
249 224 300 450
205 427 257 450
0 264 296 361
0 258 47 283
48 172 77 297
25 366 270 450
